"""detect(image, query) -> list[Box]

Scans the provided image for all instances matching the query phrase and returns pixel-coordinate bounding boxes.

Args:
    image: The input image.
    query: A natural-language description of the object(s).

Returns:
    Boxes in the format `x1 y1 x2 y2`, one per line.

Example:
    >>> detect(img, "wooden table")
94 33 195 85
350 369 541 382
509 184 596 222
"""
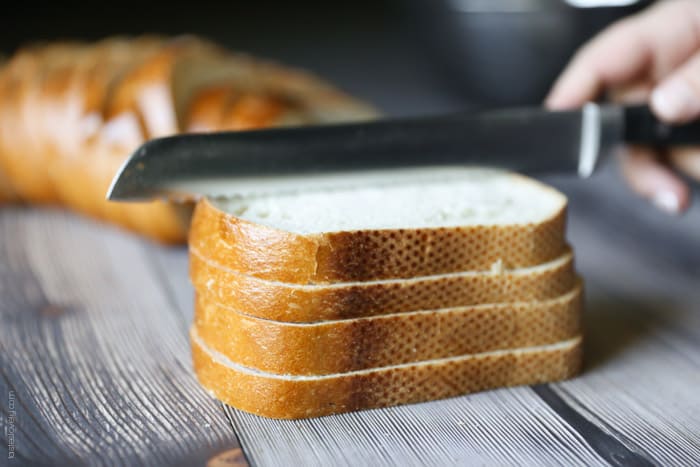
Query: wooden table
1 165 699 466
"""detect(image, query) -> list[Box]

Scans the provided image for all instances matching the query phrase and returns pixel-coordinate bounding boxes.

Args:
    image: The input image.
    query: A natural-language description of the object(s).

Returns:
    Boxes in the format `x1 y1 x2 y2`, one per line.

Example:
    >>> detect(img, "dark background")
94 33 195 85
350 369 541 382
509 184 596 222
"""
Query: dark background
0 2 458 115
0 1 649 116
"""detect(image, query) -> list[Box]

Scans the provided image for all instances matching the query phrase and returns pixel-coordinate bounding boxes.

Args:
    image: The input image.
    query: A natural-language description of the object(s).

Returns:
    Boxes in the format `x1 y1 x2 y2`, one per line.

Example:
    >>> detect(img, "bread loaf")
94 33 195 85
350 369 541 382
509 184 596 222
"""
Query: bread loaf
0 36 377 241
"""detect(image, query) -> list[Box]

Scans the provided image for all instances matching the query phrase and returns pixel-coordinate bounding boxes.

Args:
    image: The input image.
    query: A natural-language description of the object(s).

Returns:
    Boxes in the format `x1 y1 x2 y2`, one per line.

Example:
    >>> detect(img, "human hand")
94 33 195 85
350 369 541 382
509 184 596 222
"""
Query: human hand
546 0 700 214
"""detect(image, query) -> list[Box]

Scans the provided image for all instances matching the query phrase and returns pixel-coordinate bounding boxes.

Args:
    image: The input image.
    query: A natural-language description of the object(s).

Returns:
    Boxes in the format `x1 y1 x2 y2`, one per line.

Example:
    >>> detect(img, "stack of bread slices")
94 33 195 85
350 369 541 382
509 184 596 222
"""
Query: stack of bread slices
189 169 583 419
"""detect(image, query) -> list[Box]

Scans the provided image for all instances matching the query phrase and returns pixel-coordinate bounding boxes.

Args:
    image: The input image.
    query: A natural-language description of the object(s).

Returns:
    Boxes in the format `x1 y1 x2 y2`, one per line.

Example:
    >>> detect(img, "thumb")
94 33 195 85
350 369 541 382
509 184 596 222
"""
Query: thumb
651 51 700 123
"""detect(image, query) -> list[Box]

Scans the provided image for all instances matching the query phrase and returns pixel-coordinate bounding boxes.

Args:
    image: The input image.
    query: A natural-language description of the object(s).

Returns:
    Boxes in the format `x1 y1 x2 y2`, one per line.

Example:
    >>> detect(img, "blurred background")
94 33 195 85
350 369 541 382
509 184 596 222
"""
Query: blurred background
1 0 652 116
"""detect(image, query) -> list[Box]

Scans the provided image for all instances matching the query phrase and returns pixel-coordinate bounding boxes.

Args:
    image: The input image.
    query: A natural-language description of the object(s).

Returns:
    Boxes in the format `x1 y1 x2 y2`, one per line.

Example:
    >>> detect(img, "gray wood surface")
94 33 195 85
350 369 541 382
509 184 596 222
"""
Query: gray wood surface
0 211 243 466
1 165 700 466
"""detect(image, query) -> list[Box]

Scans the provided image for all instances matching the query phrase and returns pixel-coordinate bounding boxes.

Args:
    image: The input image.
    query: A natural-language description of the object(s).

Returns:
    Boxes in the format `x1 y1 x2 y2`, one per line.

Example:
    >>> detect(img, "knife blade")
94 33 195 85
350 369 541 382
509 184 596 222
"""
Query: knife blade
107 103 700 201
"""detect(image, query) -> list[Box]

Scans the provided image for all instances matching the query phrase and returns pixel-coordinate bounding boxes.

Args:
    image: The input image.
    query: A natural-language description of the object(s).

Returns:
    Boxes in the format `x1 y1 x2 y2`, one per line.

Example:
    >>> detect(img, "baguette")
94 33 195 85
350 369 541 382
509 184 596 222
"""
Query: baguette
0 36 377 242
191 328 582 419
188 171 568 284
194 283 582 375
189 246 575 322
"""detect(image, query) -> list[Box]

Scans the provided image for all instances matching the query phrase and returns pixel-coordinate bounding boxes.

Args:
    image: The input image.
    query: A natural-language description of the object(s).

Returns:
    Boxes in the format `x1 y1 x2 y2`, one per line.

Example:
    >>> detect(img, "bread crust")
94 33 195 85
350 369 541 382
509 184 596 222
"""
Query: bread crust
189 180 568 284
185 84 235 132
43 38 162 223
0 44 75 203
195 284 582 375
191 329 583 419
189 246 576 322
105 36 224 138
0 58 19 202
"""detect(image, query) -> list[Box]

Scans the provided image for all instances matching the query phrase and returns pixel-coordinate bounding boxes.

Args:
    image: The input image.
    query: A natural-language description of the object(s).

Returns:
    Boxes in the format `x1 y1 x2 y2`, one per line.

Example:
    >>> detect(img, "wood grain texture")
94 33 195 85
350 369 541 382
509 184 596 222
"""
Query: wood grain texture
1 166 700 466
0 209 244 466
222 167 700 466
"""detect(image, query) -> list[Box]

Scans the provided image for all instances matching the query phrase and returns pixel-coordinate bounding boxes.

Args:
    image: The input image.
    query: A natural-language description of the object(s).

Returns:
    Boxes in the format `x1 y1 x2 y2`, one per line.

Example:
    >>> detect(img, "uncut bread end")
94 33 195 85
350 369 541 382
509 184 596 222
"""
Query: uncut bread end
191 329 583 419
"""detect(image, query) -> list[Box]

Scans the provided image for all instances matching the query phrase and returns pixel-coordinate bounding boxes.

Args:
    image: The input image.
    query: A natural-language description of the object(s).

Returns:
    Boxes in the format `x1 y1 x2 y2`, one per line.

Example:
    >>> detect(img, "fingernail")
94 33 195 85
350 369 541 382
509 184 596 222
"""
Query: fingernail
652 190 680 214
651 78 700 122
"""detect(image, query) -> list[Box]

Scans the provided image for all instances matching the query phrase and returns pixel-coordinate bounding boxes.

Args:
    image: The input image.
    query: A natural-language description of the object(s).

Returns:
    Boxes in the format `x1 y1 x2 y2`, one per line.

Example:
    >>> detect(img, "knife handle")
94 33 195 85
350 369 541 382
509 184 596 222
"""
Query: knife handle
624 105 700 146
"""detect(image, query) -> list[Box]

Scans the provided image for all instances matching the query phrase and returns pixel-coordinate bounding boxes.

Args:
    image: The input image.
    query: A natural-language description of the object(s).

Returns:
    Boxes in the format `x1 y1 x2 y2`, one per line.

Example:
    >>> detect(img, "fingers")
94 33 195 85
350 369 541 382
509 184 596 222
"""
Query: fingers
546 0 700 110
546 18 650 109
651 50 700 123
619 146 690 214
668 147 700 181
607 81 654 105
546 1 700 213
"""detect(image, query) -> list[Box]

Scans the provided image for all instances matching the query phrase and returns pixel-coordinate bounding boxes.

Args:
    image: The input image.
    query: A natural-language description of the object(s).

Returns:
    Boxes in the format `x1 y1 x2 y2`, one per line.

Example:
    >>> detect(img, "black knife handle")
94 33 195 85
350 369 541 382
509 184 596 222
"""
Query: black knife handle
624 105 700 146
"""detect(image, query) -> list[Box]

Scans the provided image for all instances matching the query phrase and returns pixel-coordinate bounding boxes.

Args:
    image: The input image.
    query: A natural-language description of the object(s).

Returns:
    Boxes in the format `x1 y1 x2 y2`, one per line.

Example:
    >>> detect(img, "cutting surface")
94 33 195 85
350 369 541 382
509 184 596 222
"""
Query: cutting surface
1 167 699 466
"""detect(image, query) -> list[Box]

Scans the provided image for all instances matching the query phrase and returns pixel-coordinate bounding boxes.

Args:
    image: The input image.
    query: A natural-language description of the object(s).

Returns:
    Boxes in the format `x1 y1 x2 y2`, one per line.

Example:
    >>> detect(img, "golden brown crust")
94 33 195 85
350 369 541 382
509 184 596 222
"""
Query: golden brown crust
194 284 582 375
189 185 568 284
0 49 39 202
189 245 576 322
0 59 18 204
185 84 307 132
82 141 192 242
20 44 89 204
191 330 583 419
39 39 160 220
185 84 235 132
0 44 76 203
0 169 15 203
219 92 306 130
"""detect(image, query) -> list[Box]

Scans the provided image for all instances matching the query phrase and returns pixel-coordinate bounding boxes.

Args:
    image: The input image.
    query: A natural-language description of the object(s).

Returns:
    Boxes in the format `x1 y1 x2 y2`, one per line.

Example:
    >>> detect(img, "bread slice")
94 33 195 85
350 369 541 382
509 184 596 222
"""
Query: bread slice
189 170 568 284
189 245 575 322
195 283 582 375
191 328 582 419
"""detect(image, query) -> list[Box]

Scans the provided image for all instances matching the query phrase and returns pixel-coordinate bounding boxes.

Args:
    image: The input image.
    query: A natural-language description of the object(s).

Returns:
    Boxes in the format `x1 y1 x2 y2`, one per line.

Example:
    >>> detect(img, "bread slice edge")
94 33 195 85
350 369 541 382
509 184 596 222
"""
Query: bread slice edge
191 328 582 419
194 282 583 375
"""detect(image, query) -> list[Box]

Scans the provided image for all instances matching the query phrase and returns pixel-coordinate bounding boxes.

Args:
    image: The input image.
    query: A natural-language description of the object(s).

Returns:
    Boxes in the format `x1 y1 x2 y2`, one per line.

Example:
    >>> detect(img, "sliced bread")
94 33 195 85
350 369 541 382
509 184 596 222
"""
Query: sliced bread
189 170 568 284
194 283 582 375
189 246 575 322
191 328 582 419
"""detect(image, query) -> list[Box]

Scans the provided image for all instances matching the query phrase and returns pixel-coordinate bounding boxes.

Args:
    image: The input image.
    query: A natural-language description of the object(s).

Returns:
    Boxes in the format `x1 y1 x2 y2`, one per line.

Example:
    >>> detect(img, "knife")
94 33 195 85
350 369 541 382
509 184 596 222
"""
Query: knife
107 103 700 201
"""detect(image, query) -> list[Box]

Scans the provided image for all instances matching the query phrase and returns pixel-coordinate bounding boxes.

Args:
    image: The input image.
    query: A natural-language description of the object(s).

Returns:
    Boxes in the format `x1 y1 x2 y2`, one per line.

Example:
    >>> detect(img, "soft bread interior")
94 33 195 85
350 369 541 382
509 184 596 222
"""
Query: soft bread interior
213 169 566 234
